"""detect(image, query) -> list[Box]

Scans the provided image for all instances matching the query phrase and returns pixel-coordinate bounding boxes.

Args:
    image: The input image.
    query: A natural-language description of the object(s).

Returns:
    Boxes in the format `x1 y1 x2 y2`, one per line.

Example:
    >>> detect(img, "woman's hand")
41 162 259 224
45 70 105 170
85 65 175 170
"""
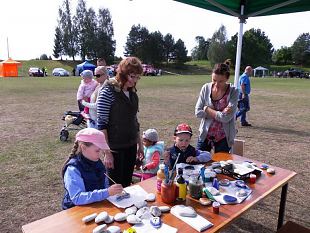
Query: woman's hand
108 184 123 196
223 105 232 114
137 147 144 161
103 150 114 169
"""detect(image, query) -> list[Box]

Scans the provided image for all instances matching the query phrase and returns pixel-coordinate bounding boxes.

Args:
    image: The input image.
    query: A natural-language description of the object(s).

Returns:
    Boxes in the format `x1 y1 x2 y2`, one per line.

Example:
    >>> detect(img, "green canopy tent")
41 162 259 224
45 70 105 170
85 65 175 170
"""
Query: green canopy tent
175 0 310 86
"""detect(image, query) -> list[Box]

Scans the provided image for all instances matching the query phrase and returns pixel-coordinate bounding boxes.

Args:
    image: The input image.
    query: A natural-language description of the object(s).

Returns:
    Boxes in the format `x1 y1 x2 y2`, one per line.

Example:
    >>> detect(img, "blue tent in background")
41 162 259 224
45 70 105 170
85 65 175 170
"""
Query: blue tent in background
75 61 96 76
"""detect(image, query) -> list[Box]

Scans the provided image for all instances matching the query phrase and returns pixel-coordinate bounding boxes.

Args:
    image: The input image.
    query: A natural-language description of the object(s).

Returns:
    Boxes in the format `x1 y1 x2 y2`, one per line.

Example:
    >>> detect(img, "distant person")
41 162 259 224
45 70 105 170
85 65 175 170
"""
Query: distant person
195 63 238 153
62 128 123 210
72 68 76 76
236 66 253 126
97 58 106 67
163 123 211 168
97 56 144 187
81 66 109 128
76 70 98 114
41 67 45 77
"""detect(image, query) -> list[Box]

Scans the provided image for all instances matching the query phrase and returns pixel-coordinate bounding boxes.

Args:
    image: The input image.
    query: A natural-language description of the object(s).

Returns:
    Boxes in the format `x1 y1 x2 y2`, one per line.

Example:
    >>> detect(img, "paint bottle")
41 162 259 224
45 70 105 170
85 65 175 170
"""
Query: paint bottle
156 164 166 193
176 168 187 201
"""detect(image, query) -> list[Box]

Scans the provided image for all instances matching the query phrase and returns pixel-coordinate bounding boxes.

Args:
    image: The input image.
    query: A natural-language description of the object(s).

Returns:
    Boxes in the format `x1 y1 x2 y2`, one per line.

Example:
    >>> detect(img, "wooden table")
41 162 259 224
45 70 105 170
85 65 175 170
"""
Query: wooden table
22 153 296 233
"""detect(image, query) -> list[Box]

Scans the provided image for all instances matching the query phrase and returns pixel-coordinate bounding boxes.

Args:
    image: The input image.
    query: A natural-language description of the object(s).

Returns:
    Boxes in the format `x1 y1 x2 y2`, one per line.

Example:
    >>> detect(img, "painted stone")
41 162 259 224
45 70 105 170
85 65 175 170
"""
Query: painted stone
150 206 162 217
114 212 127 222
145 193 156 202
125 206 137 215
267 168 275 174
106 225 121 233
126 214 142 224
104 215 114 224
177 205 197 217
82 213 97 223
223 195 237 203
134 200 147 209
158 206 170 213
95 211 108 223
136 207 152 219
92 224 107 233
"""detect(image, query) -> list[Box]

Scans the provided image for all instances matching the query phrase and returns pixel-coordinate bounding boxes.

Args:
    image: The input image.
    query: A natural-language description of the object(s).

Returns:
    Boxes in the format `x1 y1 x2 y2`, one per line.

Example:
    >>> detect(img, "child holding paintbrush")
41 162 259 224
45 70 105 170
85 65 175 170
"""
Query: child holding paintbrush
163 123 212 169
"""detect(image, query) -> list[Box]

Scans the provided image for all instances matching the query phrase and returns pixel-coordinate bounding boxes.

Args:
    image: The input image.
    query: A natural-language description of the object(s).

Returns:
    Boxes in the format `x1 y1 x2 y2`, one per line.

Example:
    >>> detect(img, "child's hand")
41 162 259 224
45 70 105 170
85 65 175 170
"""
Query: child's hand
108 184 123 196
186 156 198 163
163 151 170 164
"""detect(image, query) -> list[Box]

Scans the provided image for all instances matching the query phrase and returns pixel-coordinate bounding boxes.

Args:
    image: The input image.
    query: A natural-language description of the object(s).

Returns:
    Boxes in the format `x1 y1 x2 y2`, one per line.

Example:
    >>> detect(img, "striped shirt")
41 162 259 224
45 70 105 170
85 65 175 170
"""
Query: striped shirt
97 85 115 130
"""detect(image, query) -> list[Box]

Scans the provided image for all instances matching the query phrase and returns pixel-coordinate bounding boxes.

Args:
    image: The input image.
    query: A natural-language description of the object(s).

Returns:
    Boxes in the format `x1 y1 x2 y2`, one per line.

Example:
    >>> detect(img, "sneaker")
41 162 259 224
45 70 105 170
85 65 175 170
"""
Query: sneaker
241 122 252 127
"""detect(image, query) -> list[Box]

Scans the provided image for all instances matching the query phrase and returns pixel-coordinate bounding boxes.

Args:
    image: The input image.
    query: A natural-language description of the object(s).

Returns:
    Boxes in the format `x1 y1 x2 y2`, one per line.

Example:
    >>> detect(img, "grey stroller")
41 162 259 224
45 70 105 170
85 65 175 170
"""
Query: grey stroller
59 111 87 141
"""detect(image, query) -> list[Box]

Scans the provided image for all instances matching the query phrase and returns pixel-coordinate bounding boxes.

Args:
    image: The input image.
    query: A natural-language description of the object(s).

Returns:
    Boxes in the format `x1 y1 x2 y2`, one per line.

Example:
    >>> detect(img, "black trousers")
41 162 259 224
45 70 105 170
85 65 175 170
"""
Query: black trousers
108 145 137 187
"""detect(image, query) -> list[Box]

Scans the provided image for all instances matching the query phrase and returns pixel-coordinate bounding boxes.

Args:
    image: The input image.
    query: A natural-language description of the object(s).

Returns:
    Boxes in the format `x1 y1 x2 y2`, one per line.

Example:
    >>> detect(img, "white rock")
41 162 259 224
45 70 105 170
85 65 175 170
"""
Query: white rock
82 213 97 223
267 168 276 174
92 224 107 233
95 211 108 223
136 207 152 219
158 206 170 212
106 225 121 233
178 205 197 217
145 193 156 202
150 206 161 217
134 200 147 209
126 214 142 224
104 215 114 224
114 212 127 222
125 206 137 215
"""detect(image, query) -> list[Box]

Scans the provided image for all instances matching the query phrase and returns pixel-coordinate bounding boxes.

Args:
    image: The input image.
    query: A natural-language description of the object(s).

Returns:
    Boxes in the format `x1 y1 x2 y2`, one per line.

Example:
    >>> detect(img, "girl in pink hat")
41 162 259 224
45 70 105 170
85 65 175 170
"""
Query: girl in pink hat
61 128 123 209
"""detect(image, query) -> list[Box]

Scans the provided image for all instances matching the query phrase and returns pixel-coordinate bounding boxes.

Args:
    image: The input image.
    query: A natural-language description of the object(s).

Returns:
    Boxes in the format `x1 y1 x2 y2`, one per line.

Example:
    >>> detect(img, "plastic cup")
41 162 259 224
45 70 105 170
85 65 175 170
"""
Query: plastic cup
212 201 220 214
249 174 256 184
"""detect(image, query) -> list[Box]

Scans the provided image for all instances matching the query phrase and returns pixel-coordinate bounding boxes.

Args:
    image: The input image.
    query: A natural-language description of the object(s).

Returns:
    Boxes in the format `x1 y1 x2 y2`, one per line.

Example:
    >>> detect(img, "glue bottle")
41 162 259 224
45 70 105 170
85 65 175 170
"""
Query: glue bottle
176 168 187 201
156 164 166 193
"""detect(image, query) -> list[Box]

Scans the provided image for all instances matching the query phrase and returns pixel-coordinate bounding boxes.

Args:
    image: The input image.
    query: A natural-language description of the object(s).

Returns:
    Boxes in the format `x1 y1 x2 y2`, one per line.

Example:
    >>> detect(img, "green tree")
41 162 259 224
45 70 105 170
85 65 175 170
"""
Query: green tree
191 36 210 60
95 8 116 64
291 33 310 65
163 33 175 64
227 28 273 69
207 25 229 66
145 31 165 64
172 39 188 64
124 24 150 62
40 54 48 60
53 26 63 59
272 47 292 65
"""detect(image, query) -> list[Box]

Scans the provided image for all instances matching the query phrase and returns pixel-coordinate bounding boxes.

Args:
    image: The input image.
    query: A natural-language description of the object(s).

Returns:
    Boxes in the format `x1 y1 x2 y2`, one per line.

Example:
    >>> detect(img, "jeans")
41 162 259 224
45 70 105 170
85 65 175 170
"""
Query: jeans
197 137 230 153
236 93 250 124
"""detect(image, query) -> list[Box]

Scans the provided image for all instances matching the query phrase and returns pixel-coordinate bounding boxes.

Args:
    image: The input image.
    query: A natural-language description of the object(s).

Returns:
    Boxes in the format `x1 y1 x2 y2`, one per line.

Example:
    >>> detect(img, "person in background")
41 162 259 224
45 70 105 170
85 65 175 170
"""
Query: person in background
82 66 109 128
135 129 164 180
97 58 107 67
62 128 123 210
163 123 211 168
236 66 253 126
76 70 98 115
97 57 144 187
195 63 238 153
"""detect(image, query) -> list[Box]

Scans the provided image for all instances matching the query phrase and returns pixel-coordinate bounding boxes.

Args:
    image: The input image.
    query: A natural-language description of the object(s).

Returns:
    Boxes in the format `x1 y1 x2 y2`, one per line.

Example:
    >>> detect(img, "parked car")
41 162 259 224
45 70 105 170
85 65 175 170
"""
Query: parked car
28 67 44 77
142 64 157 76
283 68 304 78
52 68 70 76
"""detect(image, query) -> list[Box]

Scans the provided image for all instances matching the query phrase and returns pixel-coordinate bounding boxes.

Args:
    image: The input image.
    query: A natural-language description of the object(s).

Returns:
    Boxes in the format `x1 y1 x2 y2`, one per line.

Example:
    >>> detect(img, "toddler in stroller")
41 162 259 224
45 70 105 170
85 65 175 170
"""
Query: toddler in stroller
59 111 87 141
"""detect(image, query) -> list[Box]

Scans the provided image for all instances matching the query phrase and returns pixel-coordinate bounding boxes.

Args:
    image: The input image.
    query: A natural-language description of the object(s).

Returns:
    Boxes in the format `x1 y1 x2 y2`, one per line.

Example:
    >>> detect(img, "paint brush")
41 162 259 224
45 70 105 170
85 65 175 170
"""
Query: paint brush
169 153 180 181
104 172 128 194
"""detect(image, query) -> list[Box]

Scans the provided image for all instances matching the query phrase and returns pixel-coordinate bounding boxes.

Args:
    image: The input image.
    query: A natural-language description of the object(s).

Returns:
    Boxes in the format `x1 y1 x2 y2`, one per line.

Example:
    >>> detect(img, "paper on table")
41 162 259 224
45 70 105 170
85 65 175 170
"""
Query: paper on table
170 205 213 232
133 219 178 233
107 185 148 208
205 181 252 205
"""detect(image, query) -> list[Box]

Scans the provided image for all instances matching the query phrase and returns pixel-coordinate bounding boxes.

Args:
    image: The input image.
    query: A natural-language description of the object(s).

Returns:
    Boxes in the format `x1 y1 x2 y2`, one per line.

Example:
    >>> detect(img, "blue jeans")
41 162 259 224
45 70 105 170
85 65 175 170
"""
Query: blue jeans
236 93 250 124
197 137 230 153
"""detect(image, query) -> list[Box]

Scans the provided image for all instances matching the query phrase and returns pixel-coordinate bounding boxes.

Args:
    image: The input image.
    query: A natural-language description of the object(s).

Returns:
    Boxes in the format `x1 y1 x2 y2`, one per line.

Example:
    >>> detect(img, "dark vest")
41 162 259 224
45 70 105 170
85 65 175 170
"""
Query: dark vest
107 83 139 149
62 154 106 210
168 144 197 166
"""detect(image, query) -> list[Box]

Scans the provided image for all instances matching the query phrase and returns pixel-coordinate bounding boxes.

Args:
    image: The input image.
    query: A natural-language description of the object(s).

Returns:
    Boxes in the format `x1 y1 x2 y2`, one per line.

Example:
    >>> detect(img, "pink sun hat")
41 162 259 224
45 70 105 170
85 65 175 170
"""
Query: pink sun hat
76 128 109 150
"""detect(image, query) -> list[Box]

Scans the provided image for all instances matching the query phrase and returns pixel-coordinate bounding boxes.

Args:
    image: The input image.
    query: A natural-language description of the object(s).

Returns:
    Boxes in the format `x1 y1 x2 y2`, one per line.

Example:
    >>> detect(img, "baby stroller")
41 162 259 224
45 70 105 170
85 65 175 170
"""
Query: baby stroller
59 111 87 141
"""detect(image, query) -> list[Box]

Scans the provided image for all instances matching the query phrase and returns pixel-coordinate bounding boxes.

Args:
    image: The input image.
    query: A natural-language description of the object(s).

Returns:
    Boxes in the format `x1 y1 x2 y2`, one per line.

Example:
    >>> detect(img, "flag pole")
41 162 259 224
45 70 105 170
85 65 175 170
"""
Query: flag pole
7 37 10 58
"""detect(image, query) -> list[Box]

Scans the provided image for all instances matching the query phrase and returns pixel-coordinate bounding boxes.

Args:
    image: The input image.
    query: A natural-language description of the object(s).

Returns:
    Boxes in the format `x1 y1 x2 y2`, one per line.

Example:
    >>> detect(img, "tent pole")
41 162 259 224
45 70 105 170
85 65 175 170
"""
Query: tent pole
234 5 246 87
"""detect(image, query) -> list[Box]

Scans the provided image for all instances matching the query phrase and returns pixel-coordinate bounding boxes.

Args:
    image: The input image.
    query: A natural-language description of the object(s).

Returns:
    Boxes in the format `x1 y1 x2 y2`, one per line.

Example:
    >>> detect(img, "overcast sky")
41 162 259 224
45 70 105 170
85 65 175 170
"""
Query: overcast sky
0 0 309 60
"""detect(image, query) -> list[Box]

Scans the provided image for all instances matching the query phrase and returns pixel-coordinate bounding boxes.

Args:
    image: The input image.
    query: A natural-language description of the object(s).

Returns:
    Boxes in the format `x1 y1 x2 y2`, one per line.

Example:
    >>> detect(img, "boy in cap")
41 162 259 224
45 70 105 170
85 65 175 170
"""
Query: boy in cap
76 70 98 115
164 123 211 168
134 129 164 180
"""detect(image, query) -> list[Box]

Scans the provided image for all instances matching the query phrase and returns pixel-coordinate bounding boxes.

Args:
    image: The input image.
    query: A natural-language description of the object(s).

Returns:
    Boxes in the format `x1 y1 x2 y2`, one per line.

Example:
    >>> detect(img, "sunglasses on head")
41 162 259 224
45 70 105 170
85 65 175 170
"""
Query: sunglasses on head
95 74 104 78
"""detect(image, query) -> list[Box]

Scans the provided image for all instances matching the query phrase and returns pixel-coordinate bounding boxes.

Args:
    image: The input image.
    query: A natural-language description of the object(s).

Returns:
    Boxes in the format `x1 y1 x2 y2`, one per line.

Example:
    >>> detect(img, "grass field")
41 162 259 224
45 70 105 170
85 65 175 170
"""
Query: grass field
0 75 309 233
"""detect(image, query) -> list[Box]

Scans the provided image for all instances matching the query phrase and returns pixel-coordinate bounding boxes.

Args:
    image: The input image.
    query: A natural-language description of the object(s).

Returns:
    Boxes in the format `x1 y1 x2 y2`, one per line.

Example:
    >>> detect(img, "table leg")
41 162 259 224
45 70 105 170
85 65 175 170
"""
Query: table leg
277 183 288 230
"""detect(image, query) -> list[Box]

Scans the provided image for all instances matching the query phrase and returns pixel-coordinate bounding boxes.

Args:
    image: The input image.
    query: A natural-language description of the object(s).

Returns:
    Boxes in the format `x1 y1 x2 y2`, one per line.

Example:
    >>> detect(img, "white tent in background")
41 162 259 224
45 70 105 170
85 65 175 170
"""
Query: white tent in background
253 66 269 77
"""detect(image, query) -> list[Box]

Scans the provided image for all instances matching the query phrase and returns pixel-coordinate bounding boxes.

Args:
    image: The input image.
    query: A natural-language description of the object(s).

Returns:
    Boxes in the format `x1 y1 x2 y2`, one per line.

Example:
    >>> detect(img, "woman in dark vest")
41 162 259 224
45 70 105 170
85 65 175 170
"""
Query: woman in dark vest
97 57 144 187
62 128 123 210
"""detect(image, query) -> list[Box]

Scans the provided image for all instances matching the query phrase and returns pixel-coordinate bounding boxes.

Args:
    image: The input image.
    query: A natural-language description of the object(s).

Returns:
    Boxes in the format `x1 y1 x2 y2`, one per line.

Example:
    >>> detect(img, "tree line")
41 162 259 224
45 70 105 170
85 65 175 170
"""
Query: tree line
53 0 309 67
